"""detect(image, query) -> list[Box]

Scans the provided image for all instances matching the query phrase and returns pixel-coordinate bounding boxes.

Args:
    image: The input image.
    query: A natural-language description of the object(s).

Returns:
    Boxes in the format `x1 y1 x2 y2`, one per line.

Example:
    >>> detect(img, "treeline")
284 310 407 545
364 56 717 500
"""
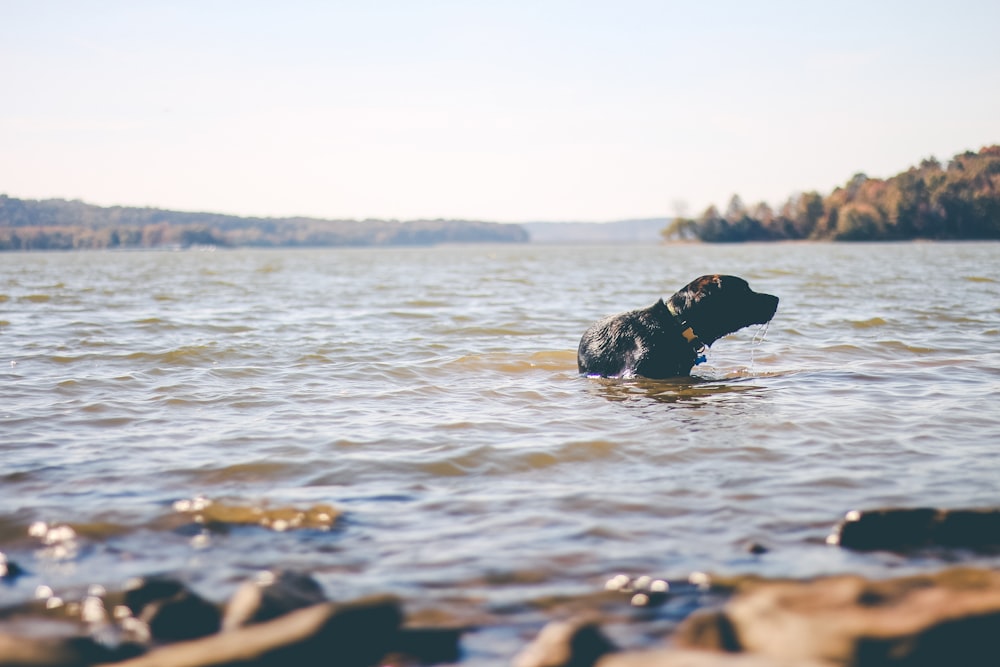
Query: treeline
663 145 1000 242
0 197 529 250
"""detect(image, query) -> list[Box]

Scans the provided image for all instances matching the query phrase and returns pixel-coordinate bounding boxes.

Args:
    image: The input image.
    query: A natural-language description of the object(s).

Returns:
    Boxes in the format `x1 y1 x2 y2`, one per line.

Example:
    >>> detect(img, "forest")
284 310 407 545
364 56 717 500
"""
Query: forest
0 198 528 251
663 145 1000 242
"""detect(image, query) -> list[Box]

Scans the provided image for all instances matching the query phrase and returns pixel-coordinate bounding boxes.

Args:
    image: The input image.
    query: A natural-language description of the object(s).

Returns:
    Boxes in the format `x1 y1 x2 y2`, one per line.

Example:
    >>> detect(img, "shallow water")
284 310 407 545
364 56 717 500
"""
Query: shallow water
2 242 999 658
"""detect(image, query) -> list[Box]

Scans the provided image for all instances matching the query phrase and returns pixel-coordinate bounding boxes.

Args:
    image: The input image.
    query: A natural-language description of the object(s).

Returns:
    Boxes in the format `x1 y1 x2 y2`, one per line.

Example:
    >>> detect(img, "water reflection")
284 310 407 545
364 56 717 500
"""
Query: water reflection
585 375 767 406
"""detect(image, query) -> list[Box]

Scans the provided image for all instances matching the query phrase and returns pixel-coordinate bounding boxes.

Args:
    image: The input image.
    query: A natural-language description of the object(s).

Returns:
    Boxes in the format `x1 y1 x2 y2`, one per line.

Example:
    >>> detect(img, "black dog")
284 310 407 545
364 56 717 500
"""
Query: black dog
577 275 779 379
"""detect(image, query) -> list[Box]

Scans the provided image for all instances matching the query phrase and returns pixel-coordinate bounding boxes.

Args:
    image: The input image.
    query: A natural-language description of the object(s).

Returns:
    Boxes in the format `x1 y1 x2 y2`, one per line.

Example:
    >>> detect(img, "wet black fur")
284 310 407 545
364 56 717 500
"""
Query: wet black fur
577 275 779 379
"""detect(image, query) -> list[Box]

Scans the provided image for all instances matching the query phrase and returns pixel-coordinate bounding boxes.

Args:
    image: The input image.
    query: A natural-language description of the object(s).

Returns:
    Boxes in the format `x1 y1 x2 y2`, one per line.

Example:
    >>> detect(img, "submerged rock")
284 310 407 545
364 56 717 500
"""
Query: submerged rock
172 497 340 533
676 568 1000 665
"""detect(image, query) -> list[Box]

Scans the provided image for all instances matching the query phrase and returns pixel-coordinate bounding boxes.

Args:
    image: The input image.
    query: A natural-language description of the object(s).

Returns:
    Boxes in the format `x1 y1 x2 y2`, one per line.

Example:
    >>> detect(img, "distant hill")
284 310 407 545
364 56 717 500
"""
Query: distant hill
522 218 669 243
0 196 529 250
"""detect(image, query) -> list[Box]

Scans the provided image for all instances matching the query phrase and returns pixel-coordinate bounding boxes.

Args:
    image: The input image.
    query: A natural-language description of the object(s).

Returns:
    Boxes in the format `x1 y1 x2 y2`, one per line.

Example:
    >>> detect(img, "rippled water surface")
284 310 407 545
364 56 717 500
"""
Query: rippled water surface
2 242 999 658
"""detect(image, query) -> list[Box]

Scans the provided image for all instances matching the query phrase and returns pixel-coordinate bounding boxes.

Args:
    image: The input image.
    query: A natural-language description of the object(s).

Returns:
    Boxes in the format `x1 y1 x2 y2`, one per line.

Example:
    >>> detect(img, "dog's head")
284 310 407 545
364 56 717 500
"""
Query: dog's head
665 274 779 346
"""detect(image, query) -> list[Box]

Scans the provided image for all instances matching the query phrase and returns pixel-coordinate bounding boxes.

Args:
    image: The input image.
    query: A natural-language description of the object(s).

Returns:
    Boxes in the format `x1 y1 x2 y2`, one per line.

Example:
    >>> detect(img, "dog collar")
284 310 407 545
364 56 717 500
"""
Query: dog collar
665 301 708 365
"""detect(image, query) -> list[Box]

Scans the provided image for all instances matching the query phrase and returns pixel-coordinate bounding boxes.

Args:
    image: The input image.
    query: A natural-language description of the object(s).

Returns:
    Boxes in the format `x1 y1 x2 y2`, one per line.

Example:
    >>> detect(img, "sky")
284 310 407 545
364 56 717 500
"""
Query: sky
3 1 999 223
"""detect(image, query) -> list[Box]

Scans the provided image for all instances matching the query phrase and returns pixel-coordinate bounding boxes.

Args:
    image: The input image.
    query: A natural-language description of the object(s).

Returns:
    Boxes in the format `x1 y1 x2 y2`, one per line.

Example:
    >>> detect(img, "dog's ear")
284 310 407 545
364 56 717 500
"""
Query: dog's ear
670 274 724 310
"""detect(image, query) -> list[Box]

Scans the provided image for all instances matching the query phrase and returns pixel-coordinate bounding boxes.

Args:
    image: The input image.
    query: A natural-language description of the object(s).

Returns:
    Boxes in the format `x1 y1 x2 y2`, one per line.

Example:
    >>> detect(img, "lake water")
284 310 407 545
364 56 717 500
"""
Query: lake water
2 242 999 659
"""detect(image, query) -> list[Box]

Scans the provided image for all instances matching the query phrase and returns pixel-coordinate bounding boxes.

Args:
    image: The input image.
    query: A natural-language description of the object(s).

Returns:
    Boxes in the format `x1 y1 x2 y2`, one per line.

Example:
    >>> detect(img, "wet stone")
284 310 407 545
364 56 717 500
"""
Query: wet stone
830 507 1000 552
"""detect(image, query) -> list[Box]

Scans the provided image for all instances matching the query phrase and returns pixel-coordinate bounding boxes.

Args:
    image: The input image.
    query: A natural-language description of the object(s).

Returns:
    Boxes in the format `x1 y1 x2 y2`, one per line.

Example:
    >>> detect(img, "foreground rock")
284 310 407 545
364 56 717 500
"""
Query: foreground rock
676 567 1000 665
0 634 138 667
513 618 823 667
0 571 462 667
516 568 1000 667
98 597 402 667
6 563 1000 666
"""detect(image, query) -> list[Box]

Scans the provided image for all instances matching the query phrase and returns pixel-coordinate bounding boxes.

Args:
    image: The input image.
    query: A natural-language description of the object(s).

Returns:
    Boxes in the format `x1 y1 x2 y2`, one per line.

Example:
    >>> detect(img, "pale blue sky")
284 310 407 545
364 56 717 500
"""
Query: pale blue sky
3 1 998 221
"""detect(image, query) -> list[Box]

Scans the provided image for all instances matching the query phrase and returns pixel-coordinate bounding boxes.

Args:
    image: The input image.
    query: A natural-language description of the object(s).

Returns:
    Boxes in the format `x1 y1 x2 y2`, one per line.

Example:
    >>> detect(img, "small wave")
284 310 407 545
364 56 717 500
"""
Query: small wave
442 326 539 336
256 263 284 274
122 345 231 366
449 350 577 373
850 317 889 328
388 310 435 320
179 460 302 483
550 438 624 464
404 298 451 308
876 340 936 354
410 438 626 477
818 343 865 354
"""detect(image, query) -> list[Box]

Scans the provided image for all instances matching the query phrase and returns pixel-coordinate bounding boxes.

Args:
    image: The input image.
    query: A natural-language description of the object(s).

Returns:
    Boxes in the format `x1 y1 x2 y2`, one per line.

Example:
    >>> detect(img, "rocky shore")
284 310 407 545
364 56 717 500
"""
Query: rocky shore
2 507 999 666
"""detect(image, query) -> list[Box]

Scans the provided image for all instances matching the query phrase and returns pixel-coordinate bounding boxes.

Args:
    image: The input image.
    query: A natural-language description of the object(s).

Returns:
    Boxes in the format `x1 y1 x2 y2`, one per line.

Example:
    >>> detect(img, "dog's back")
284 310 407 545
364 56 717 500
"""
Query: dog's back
577 300 695 378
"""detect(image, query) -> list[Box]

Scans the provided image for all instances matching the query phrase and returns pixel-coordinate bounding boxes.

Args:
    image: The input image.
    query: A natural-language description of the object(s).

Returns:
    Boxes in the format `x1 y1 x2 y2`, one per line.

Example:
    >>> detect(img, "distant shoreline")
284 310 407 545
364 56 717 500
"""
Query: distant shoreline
0 195 529 251
4 141 999 252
